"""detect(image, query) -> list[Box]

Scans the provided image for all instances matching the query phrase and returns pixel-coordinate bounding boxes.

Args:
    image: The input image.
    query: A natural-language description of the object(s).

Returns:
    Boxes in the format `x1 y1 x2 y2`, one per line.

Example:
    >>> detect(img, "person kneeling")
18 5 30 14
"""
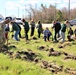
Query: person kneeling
43 27 52 41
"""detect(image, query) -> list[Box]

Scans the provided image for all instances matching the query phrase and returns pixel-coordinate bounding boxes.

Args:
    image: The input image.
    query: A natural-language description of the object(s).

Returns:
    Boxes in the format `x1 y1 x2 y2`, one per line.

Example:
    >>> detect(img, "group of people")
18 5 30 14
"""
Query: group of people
4 18 76 45
52 20 76 43
4 18 43 44
4 18 29 44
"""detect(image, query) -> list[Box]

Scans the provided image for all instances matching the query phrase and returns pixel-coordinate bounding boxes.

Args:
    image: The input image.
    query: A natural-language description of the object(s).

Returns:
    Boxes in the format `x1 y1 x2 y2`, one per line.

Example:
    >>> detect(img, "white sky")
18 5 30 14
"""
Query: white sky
0 0 76 18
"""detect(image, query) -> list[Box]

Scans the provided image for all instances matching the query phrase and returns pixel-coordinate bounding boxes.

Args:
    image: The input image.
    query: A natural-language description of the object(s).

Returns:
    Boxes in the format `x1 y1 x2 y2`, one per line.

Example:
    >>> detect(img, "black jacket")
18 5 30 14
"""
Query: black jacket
54 22 61 32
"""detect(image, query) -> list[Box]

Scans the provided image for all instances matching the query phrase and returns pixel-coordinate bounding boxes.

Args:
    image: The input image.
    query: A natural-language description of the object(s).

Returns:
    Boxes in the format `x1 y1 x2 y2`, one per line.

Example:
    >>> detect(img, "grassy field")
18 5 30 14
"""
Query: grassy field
0 26 76 75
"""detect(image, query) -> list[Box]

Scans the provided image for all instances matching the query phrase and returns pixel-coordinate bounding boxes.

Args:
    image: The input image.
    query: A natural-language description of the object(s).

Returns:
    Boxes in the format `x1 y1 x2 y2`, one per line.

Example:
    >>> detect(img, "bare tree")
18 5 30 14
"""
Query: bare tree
61 7 68 20
25 9 32 20
70 8 76 19
24 4 76 23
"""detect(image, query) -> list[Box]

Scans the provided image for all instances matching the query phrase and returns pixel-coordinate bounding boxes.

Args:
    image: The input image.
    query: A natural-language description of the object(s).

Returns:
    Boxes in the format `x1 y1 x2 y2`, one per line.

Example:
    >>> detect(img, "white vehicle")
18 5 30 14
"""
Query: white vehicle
69 19 76 26
15 18 23 25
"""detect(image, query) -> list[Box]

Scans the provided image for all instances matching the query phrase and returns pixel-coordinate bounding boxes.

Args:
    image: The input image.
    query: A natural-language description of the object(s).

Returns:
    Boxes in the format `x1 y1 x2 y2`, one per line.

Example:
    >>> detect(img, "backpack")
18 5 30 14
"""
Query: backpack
48 31 52 37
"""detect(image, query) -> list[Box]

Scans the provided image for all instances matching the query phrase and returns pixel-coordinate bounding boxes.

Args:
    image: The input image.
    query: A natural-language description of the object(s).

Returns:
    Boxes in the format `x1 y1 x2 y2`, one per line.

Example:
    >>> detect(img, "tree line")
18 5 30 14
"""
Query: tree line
25 4 76 23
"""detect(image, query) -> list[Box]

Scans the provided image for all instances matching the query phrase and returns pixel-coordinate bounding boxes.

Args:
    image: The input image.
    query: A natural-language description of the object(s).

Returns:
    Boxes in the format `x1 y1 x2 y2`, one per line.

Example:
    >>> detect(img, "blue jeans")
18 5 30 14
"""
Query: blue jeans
44 36 47 41
14 30 20 41
44 36 50 41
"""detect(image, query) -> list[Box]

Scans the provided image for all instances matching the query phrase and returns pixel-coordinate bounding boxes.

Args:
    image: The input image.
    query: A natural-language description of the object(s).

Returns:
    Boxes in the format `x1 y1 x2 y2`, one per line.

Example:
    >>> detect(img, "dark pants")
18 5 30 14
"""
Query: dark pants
30 27 35 36
44 36 47 41
19 30 21 38
47 35 50 41
25 30 29 40
44 35 50 41
38 31 41 38
54 31 58 41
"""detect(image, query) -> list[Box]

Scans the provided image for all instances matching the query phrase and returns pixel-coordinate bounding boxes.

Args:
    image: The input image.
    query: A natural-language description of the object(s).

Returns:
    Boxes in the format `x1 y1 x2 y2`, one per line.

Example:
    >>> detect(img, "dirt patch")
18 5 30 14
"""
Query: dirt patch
37 45 49 51
32 36 38 40
40 60 63 74
0 46 40 62
48 48 62 56
63 52 76 60
58 42 71 48
65 68 76 75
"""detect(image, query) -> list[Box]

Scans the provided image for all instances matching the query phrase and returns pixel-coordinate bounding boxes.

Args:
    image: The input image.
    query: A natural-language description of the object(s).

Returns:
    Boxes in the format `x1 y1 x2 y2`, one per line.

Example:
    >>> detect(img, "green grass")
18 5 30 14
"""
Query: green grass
0 27 76 75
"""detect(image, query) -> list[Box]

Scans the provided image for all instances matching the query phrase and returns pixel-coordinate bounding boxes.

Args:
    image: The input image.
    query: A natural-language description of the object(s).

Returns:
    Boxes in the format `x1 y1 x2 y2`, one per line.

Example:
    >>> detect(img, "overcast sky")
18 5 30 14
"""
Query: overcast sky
0 0 76 18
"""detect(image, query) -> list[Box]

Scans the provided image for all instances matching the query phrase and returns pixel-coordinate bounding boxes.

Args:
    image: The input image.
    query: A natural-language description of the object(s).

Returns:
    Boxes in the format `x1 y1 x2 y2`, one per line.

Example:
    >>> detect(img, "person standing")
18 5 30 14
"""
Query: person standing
4 23 10 45
36 21 43 38
56 20 61 38
15 22 21 38
10 20 20 41
61 21 68 43
22 18 29 41
30 18 35 37
52 20 61 42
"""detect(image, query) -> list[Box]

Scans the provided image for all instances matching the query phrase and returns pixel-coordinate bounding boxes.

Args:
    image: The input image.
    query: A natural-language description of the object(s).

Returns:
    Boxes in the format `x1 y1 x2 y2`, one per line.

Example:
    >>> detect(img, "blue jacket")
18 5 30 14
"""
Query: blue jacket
43 29 51 36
